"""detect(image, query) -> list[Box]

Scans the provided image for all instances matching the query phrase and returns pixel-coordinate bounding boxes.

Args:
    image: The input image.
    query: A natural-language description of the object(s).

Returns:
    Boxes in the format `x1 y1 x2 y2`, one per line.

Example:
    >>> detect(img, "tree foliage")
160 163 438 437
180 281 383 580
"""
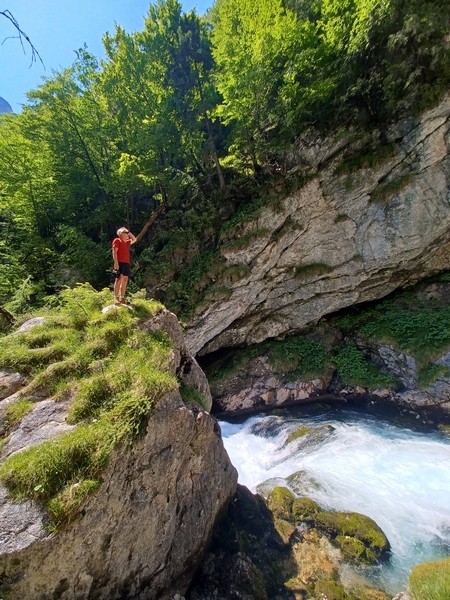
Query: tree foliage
0 0 448 309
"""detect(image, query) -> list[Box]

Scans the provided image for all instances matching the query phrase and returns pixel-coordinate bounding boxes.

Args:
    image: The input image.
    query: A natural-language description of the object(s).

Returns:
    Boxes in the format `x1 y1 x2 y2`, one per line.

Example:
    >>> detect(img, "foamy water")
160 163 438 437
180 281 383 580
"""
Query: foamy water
219 410 450 593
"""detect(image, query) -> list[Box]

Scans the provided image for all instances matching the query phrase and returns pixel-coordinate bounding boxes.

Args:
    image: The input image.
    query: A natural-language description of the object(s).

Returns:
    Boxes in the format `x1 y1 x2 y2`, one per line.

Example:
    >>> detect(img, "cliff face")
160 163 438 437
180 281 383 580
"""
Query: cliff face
0 310 237 600
186 96 450 356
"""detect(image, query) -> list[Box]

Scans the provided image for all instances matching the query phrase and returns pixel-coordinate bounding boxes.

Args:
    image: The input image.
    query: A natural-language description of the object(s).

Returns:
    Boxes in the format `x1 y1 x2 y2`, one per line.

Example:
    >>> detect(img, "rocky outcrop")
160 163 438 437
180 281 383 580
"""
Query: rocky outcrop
186 95 450 356
0 310 237 600
0 98 12 114
188 485 390 600
209 354 334 415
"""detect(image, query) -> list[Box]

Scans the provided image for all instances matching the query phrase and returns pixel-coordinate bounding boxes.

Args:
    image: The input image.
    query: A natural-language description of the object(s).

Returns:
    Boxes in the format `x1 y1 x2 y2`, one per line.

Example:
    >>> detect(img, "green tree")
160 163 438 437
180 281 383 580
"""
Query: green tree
211 0 300 171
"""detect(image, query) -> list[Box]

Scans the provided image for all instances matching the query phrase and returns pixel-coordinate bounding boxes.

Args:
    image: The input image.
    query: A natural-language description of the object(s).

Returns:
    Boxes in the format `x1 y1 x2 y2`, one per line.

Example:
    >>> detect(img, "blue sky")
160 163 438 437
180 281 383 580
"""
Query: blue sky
1 0 212 112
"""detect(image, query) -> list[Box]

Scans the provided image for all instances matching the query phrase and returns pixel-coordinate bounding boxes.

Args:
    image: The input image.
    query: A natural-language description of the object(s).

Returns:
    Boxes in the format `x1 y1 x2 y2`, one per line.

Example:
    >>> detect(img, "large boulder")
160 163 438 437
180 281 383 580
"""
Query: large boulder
0 309 237 599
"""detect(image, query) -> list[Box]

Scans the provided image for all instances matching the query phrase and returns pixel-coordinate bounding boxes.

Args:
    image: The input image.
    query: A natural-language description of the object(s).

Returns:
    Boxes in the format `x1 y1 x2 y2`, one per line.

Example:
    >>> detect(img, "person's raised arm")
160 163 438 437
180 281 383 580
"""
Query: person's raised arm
128 231 137 245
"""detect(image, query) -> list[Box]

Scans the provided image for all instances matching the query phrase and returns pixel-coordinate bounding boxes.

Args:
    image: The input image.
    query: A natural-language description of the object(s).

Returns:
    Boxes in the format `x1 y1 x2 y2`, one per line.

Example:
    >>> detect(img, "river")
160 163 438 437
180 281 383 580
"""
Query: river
219 405 450 595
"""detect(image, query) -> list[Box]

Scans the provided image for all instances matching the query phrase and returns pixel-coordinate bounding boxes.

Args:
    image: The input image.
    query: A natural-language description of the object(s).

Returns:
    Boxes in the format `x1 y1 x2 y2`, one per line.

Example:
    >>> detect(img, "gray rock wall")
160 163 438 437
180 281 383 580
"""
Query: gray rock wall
186 96 450 356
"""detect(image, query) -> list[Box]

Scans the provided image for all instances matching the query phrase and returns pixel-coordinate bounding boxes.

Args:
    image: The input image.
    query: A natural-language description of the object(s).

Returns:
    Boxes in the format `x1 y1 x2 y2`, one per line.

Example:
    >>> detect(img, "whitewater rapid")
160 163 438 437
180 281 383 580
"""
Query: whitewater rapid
219 408 450 592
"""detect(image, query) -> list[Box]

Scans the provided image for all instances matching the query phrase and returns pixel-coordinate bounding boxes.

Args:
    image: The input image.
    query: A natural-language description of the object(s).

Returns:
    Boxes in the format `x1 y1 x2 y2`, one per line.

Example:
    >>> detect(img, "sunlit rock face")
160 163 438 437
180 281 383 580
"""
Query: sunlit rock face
0 97 12 114
186 95 450 356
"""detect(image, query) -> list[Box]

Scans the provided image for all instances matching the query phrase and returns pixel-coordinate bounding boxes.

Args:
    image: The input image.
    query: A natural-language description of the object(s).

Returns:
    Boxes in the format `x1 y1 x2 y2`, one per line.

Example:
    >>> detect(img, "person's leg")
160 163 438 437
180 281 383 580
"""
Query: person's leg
120 276 129 302
114 275 122 303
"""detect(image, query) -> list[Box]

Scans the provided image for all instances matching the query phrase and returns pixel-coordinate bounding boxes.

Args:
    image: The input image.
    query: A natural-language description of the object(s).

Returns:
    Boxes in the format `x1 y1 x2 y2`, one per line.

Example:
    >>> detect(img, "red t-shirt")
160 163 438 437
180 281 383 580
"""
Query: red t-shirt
112 238 131 263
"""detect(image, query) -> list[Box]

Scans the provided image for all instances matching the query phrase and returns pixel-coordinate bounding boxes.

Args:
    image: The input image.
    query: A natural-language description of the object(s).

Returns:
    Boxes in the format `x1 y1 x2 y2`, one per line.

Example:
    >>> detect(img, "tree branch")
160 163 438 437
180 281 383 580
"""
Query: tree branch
135 203 166 244
1 10 44 68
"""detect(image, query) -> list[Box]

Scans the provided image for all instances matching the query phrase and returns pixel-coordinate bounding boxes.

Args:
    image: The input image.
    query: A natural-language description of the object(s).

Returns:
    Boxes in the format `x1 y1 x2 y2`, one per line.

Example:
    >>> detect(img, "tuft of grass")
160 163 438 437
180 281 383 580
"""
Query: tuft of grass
221 229 269 251
47 479 100 529
180 383 208 410
0 423 112 500
334 143 397 176
3 400 34 431
294 263 333 279
371 173 414 202
409 557 450 600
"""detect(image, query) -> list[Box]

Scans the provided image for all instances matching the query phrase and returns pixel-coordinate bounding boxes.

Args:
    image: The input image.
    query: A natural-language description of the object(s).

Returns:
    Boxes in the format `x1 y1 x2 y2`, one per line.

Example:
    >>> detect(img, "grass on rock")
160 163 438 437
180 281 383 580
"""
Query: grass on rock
0 284 178 527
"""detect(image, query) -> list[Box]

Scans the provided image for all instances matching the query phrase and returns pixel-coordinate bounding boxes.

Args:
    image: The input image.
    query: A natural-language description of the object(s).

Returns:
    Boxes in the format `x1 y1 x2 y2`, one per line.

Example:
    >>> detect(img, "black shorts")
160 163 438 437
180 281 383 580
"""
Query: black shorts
118 262 131 277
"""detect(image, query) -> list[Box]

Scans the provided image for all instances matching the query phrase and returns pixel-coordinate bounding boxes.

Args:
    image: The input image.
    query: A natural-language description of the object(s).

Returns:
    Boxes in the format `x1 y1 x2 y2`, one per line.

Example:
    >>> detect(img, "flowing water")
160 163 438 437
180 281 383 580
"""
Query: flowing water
219 406 450 594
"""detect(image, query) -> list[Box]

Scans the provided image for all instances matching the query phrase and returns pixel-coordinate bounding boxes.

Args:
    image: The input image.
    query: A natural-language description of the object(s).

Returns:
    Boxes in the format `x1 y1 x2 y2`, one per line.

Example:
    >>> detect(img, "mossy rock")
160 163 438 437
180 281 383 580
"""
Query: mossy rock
349 587 390 600
292 497 321 524
286 470 323 496
285 424 335 447
313 511 390 564
286 425 313 444
409 557 450 600
313 579 352 600
266 486 294 522
274 518 297 544
337 535 375 564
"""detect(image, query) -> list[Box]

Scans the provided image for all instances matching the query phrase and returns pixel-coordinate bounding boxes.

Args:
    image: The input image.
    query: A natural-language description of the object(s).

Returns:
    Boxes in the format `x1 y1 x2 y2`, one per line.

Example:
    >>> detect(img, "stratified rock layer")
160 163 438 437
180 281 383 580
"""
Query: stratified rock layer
186 96 450 356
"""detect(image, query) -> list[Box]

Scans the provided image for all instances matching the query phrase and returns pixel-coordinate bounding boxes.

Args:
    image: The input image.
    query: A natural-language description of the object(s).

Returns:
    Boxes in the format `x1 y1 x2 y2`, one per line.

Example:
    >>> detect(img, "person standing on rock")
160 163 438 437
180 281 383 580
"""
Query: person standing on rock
112 227 137 304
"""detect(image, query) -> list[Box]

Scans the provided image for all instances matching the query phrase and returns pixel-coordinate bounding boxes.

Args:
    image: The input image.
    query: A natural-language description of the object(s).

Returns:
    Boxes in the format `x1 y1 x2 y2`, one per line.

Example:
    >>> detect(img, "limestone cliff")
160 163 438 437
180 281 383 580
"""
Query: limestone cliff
186 95 450 356
0 308 237 600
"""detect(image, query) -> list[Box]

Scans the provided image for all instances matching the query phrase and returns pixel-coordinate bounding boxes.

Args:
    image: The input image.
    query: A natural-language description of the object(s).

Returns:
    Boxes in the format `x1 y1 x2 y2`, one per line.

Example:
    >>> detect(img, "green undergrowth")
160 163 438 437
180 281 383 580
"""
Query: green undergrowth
209 334 329 385
0 284 178 528
334 142 398 176
333 289 450 383
334 343 397 389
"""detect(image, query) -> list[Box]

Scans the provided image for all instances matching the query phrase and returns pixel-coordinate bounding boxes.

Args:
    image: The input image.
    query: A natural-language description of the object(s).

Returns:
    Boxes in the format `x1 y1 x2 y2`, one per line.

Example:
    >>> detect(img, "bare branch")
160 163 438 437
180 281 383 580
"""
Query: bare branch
0 10 44 68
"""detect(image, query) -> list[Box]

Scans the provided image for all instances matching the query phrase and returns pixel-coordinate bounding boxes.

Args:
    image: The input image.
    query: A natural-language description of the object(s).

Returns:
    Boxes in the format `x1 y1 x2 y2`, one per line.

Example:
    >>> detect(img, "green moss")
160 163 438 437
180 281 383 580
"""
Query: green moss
292 497 321 523
314 579 352 600
313 511 390 564
286 426 313 444
409 557 450 600
274 518 297 544
337 535 375 564
267 486 294 522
